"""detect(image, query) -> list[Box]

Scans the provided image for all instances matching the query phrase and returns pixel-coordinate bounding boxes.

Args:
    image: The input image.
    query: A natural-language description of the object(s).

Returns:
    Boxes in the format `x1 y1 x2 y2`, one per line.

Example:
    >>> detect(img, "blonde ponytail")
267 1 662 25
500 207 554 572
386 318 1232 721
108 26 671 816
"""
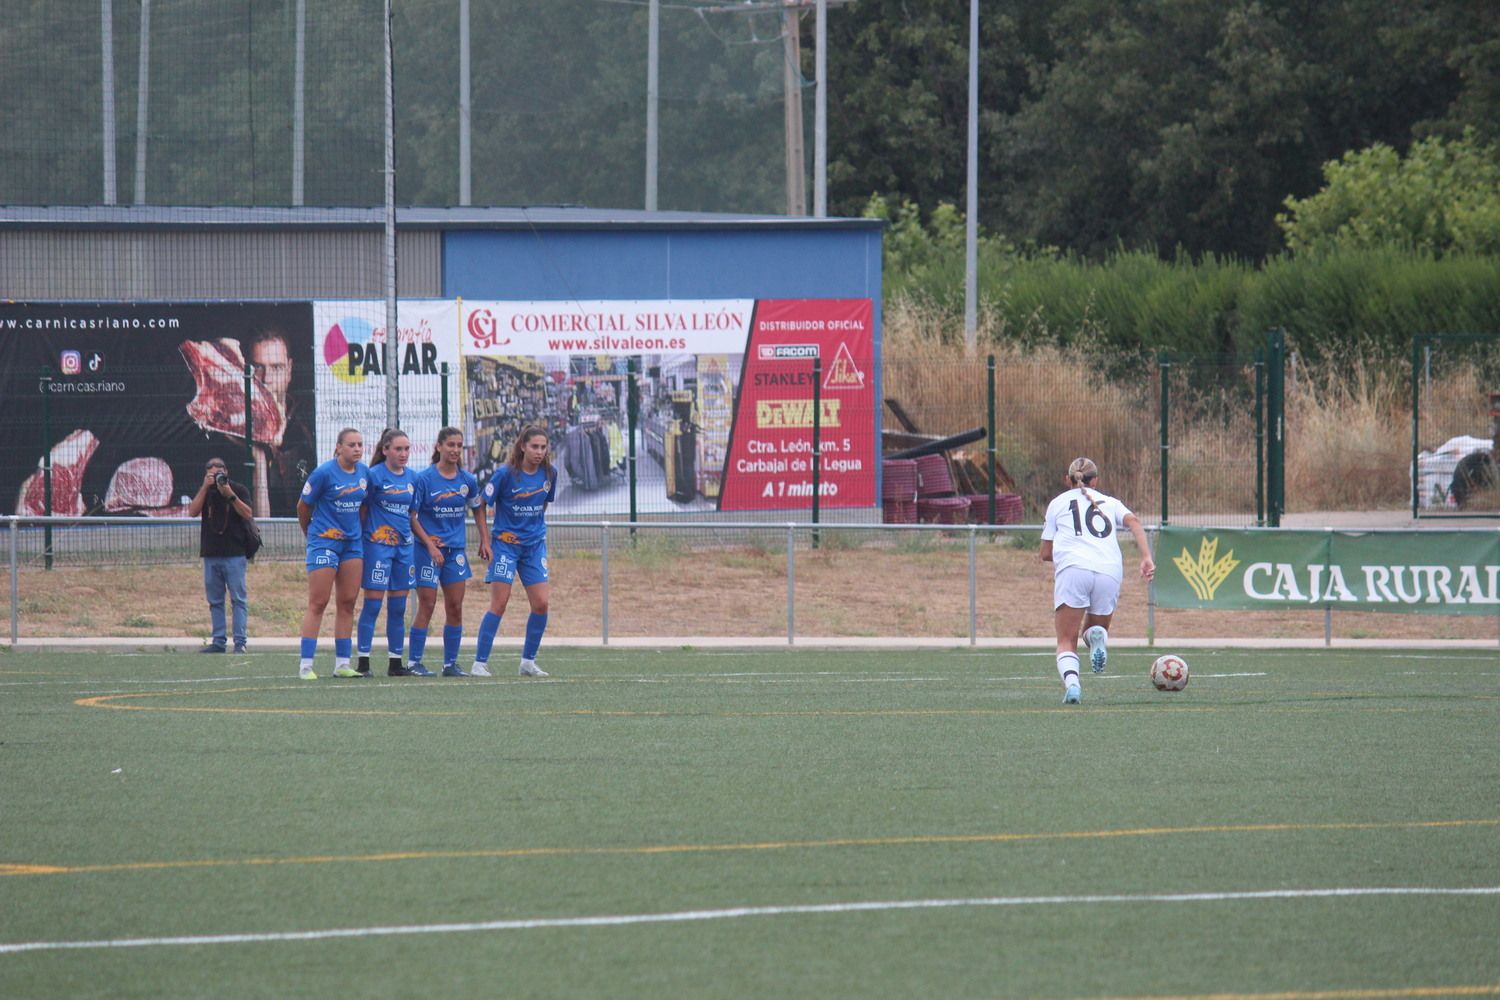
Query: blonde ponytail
1066 457 1102 509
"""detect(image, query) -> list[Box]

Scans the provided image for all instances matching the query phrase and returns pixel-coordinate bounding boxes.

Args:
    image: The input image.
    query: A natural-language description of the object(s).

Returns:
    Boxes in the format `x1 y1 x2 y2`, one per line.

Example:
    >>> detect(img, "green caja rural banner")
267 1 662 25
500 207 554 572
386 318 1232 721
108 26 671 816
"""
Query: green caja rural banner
1155 527 1500 615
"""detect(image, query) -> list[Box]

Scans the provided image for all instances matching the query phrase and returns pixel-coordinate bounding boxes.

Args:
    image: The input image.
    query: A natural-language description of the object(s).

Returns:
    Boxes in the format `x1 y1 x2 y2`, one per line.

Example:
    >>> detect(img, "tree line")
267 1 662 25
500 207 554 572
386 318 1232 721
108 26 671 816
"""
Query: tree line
1 0 1497 263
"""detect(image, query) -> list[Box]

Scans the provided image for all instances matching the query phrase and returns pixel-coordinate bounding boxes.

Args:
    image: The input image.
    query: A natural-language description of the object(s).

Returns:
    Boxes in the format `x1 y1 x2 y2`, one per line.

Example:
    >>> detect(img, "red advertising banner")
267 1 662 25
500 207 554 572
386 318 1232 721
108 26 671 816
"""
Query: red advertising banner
719 299 876 510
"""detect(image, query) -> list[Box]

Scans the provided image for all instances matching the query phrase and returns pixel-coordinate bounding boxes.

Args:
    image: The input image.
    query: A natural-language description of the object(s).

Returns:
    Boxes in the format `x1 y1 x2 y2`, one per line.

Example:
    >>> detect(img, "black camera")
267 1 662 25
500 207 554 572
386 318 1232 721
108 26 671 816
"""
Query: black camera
214 471 229 487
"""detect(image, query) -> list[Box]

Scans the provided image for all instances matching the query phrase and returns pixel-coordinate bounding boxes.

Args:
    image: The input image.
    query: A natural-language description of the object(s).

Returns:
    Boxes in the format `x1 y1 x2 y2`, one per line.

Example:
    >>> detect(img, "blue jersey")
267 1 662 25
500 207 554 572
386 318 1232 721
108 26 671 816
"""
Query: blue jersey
364 463 416 547
484 463 555 547
301 459 370 542
412 464 481 549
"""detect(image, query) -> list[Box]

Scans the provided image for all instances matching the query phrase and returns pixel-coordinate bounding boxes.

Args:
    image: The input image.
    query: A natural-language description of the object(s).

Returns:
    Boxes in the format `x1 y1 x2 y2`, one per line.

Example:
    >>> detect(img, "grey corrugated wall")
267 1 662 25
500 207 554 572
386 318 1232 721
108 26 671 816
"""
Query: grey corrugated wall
0 230 441 300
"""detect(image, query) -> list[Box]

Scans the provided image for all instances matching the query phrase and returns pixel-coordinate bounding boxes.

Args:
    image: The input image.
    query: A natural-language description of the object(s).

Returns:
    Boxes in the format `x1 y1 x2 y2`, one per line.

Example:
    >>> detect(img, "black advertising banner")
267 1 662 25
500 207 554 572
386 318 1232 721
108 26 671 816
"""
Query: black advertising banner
0 303 316 517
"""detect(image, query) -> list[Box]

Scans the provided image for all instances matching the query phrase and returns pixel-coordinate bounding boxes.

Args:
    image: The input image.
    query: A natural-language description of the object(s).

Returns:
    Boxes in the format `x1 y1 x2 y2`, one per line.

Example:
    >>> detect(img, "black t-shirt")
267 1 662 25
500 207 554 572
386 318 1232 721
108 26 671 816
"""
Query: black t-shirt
200 481 253 558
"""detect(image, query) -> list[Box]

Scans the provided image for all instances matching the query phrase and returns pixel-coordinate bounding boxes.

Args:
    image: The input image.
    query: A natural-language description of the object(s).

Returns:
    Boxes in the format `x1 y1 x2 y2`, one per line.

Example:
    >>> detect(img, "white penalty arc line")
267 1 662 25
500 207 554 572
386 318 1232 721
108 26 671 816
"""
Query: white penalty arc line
3 886 1497 955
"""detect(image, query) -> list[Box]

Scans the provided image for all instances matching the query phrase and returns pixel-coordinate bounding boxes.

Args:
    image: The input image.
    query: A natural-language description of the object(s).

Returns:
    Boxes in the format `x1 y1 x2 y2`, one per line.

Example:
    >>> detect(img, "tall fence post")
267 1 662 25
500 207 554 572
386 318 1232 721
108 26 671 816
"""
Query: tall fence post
40 370 53 570
243 363 256 501
1146 526 1156 646
601 522 610 645
1255 350 1266 527
1266 328 1286 527
627 358 639 543
811 357 822 549
1158 354 1170 527
9 517 18 645
968 525 977 646
1410 336 1422 519
440 362 450 428
786 523 796 645
986 354 996 526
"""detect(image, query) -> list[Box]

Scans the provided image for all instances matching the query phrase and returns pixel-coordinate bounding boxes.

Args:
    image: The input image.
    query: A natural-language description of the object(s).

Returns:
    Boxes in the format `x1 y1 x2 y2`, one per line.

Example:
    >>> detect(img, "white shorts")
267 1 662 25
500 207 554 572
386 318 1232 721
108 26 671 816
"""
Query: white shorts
1053 566 1121 615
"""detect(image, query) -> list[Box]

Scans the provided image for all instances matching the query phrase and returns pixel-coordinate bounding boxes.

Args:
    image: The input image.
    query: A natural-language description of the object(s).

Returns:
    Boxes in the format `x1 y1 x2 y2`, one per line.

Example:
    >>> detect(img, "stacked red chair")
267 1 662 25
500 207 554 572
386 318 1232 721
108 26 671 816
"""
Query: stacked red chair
966 492 1025 524
914 453 970 524
882 459 919 523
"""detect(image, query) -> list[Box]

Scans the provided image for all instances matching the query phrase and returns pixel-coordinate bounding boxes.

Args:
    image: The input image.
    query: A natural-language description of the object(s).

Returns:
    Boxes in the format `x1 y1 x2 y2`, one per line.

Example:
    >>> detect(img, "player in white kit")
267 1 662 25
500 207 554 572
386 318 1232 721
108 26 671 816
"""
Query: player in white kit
1039 458 1155 705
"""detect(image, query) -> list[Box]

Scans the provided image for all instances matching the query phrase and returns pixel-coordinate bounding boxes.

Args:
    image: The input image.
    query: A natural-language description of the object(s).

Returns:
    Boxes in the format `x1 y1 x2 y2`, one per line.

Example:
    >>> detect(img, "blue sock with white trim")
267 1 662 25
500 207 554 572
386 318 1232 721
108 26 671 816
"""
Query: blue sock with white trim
356 599 382 656
522 612 548 661
408 627 428 665
474 612 502 665
386 596 407 655
442 624 463 667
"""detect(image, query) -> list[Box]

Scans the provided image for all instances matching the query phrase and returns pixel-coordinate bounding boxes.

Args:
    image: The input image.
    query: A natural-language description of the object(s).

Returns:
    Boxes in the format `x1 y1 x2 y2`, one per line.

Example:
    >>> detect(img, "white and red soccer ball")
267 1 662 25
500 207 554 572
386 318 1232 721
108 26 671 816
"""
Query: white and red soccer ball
1150 654 1189 692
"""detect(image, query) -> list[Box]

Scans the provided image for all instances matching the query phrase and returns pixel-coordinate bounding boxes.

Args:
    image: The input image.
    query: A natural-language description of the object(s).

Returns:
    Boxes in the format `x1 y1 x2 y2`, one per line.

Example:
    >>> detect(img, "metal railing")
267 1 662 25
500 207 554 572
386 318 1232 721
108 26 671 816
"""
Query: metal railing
8 516 1495 647
3 515 1038 646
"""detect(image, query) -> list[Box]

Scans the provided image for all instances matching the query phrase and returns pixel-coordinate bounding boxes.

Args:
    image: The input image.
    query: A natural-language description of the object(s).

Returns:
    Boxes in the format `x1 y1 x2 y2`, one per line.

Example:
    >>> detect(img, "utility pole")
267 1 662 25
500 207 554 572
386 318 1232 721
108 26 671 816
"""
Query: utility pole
459 0 471 205
101 0 117 205
133 0 150 204
782 6 806 216
813 0 826 217
698 0 853 218
646 0 659 211
964 0 979 354
293 0 305 205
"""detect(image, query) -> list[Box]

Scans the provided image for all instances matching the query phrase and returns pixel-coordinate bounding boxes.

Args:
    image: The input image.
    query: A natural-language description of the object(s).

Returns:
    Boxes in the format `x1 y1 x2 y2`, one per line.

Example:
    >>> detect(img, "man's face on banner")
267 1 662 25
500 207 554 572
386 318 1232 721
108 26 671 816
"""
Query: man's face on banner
251 336 292 400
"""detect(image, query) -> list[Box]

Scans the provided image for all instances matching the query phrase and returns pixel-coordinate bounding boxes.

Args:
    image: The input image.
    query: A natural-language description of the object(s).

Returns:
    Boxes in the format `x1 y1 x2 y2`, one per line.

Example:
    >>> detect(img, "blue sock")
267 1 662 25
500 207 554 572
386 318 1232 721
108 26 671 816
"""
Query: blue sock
442 624 463 666
523 612 548 661
386 596 408 655
299 636 317 660
475 611 502 663
356 598 383 655
409 626 428 664
334 637 352 661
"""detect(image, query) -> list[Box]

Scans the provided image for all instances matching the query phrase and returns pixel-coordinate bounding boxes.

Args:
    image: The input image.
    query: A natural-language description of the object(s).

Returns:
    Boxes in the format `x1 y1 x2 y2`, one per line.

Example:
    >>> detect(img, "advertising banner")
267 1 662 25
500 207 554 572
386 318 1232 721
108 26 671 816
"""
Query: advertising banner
0 302 316 517
1156 527 1500 615
312 300 461 468
460 298 876 514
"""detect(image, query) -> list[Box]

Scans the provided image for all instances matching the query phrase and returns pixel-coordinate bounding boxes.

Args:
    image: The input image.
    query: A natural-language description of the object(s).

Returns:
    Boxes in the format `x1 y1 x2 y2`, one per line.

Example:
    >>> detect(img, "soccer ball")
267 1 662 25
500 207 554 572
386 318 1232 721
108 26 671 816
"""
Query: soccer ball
1150 654 1189 692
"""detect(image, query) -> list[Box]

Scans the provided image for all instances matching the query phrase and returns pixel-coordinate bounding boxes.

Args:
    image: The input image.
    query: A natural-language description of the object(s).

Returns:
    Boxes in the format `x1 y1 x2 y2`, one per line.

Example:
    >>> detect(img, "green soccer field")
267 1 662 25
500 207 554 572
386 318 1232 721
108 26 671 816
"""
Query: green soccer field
2 647 1497 999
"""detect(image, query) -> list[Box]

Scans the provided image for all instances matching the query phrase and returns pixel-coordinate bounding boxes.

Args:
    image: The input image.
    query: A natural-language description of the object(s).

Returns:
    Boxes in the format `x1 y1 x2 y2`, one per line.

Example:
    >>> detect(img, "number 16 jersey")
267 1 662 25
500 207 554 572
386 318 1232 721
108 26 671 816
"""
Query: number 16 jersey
1041 488 1132 580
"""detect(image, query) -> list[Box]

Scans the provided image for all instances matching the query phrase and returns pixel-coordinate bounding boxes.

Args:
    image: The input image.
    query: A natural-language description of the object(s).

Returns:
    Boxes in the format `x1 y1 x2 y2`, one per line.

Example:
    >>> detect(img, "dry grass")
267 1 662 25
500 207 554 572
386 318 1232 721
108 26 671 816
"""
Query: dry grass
882 298 1496 516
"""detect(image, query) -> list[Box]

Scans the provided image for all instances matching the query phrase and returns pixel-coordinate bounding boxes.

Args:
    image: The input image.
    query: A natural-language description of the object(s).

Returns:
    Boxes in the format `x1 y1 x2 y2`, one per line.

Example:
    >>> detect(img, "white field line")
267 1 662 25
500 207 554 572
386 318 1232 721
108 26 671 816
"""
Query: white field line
3 886 1497 956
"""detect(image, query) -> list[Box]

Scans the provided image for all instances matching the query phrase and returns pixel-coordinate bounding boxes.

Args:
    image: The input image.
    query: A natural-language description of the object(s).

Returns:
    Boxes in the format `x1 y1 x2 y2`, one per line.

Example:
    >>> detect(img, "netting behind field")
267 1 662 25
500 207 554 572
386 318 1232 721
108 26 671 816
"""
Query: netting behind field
0 0 808 213
1412 334 1500 516
882 353 1270 526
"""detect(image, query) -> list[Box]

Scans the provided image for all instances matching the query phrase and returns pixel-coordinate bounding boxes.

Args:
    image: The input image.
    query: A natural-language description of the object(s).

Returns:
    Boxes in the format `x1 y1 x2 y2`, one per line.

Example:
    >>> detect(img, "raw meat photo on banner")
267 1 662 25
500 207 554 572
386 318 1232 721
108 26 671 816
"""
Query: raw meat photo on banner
0 302 315 518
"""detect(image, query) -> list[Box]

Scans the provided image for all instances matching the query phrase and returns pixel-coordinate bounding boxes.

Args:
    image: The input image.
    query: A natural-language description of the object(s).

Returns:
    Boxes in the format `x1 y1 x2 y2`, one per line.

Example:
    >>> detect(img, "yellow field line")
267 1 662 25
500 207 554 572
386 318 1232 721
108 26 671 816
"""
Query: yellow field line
5 817 1496 879
73 688 467 717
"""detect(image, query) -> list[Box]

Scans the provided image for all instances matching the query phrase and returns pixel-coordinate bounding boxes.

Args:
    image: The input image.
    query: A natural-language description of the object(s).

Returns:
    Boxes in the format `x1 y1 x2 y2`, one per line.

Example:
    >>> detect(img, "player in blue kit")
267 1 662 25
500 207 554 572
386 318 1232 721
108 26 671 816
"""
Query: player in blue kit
295 427 370 680
356 428 417 677
408 427 490 677
472 426 557 678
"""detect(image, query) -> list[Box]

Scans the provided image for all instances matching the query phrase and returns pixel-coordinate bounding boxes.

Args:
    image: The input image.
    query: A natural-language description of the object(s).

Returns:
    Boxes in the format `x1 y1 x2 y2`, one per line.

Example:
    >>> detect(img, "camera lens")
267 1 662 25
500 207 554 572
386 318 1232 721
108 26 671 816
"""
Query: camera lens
214 472 228 486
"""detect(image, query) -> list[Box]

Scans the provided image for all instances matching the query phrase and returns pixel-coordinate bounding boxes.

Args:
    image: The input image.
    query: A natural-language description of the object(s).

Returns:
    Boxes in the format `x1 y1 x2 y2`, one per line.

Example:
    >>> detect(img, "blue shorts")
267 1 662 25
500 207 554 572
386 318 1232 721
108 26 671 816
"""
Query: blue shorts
414 544 472 589
363 540 415 592
485 538 549 587
306 535 364 572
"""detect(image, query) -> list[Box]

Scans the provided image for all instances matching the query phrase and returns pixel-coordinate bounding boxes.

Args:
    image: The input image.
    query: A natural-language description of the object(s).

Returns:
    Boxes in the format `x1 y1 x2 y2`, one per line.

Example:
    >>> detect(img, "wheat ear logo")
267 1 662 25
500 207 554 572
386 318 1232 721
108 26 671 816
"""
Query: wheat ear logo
1173 536 1240 601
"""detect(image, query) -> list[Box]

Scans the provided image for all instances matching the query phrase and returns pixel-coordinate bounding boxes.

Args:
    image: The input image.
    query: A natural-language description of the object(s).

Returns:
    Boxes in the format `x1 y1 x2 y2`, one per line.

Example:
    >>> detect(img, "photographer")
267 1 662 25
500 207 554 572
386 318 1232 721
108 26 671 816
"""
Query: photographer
188 457 255 653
